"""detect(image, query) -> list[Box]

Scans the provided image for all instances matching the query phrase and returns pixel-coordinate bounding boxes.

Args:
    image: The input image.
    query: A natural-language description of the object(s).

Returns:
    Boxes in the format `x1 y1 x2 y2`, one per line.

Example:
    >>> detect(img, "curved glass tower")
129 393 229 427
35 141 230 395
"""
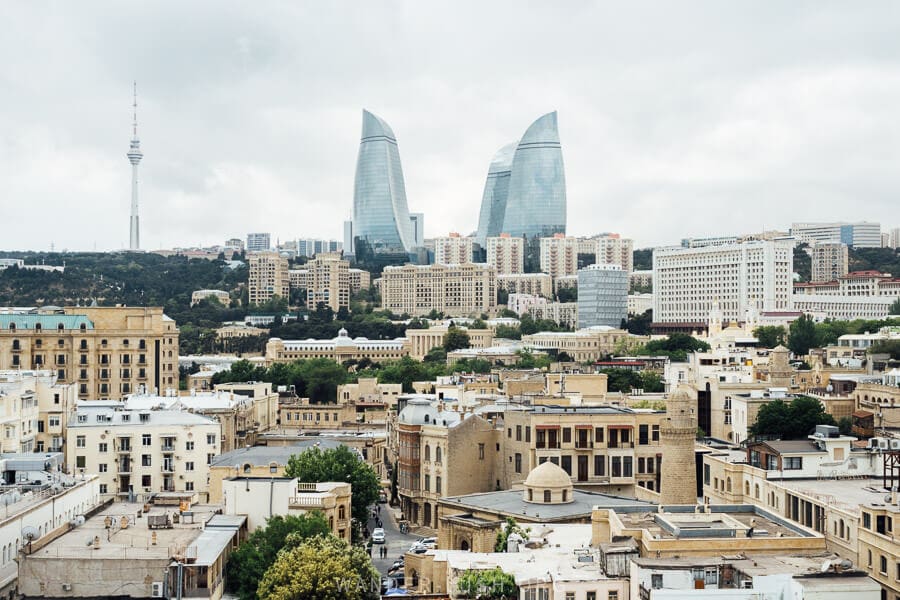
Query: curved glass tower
501 111 567 238
352 109 414 254
475 142 516 245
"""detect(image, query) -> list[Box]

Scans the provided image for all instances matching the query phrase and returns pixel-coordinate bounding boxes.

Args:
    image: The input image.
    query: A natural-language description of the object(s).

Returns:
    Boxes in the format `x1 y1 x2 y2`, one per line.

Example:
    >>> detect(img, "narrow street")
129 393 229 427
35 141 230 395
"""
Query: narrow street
366 503 421 579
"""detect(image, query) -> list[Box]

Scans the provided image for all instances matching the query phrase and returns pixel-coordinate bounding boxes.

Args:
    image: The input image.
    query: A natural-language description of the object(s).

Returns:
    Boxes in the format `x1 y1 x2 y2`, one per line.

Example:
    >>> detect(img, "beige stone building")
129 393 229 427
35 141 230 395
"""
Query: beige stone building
67 403 221 502
380 263 497 317
248 251 289 305
288 252 351 312
265 328 409 364
348 267 371 293
190 289 231 307
522 327 647 362
497 272 553 298
540 234 579 280
433 233 474 264
580 234 634 273
405 325 495 360
486 234 524 274
811 242 849 282
0 307 179 401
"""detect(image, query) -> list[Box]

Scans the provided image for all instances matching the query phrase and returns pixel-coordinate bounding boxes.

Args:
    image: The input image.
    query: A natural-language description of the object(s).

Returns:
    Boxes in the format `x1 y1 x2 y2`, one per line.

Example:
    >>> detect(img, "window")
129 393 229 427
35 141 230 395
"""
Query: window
515 453 522 473
424 475 430 492
783 457 803 470
611 456 621 477
594 455 605 476
185 481 194 491
525 426 531 443
75 456 86 469
185 462 194 471
516 425 522 441
207 434 216 445
142 434 151 446
562 428 571 444
652 573 663 589
479 443 485 460
863 512 872 529
639 424 649 445
186 441 194 451
703 464 710 485
561 455 572 475
435 447 442 463
142 455 152 467
76 436 86 448
587 592 596 600
98 442 107 453
99 484 107 494
424 445 431 461
207 453 215 464
595 427 604 443
99 464 108 473
566 593 575 600
544 490 551 502
608 593 618 600
436 476 441 494
882 555 888 575
623 456 633 477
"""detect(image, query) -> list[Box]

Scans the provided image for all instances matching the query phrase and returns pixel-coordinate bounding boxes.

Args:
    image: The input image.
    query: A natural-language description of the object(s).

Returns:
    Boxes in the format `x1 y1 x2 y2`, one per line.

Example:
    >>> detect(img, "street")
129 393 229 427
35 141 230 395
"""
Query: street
366 503 420 578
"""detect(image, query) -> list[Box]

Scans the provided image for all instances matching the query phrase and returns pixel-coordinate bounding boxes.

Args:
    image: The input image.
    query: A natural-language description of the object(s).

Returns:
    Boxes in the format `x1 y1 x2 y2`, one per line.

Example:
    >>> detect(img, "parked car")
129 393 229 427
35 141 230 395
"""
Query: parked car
378 491 388 503
372 528 386 544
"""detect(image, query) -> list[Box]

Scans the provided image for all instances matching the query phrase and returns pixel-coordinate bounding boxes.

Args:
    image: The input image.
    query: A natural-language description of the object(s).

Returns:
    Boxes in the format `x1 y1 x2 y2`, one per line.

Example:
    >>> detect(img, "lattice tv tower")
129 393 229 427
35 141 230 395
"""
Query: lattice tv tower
127 81 143 251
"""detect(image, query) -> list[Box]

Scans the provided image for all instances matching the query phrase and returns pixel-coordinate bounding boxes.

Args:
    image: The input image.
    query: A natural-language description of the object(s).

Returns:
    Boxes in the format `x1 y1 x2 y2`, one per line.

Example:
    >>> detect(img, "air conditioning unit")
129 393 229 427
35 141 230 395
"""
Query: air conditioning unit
62 584 73 592
879 439 890 451
890 440 900 451
151 582 164 598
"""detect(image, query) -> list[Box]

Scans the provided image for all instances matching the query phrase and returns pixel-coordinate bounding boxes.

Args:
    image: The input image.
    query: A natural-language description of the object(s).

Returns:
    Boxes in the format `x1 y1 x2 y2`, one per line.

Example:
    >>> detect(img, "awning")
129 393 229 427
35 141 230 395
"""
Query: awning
853 410 874 419
607 425 633 429
535 425 561 430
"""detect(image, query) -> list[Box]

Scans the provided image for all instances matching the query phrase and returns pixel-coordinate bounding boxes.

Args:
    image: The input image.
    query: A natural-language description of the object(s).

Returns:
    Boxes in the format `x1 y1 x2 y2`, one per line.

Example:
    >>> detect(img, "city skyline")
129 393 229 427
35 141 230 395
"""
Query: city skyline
1 2 899 251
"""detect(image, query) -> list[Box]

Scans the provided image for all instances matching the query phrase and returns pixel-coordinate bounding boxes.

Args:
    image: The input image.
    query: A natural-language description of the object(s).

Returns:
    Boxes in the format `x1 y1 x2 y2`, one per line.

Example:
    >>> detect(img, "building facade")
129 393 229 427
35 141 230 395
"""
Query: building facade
475 143 516 245
265 328 409 364
540 235 579 281
380 263 497 317
579 234 634 273
577 264 628 329
791 222 882 248
246 232 271 252
810 243 849 283
433 233 473 265
248 251 290 305
497 273 553 298
486 234 525 275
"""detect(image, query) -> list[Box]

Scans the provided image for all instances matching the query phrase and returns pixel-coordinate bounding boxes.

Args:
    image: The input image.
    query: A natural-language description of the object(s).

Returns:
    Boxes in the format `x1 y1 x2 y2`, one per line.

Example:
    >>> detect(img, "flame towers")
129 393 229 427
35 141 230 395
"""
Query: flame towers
475 112 567 242
351 110 415 261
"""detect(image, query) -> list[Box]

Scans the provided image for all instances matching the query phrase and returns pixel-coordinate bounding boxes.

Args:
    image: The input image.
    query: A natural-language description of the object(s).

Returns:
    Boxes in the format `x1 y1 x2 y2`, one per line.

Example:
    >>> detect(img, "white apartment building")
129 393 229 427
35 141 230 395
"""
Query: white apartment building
0 372 41 453
792 271 900 320
630 270 652 289
380 263 497 317
497 273 553 298
248 251 289 305
486 234 524 274
539 235 579 280
1 370 78 455
628 293 653 316
790 221 882 248
653 240 794 324
579 234 634 272
810 243 849 282
246 232 271 252
66 403 221 502
433 233 474 265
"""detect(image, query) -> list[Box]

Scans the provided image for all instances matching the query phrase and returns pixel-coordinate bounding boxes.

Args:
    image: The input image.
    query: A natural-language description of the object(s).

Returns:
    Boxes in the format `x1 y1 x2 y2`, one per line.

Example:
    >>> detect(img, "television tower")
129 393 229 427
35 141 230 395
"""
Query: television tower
127 81 143 251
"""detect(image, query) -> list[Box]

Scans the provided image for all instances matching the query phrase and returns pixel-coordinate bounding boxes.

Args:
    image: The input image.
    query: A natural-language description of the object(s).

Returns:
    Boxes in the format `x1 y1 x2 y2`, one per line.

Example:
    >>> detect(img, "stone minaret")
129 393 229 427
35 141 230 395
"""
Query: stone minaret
660 387 698 505
768 344 792 386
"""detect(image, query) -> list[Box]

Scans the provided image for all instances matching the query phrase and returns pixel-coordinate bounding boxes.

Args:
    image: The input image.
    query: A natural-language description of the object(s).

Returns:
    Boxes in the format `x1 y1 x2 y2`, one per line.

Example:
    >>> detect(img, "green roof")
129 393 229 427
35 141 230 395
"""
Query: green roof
0 315 94 330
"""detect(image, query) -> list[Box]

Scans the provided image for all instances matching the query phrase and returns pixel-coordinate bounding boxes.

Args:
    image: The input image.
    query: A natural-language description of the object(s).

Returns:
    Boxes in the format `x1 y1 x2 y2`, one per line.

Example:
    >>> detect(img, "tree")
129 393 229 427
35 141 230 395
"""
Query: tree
285 446 380 525
870 339 900 360
494 517 531 552
257 534 378 600
226 513 330 600
621 309 652 335
753 325 787 349
891 297 900 315
788 314 820 356
556 286 577 303
298 358 350 403
749 396 836 440
457 567 517 600
638 334 710 362
443 326 471 352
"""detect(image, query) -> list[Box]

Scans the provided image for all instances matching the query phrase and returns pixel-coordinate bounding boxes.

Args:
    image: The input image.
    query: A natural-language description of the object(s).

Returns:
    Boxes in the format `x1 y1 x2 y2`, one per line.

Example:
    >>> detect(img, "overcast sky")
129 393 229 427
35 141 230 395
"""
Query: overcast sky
2 1 899 252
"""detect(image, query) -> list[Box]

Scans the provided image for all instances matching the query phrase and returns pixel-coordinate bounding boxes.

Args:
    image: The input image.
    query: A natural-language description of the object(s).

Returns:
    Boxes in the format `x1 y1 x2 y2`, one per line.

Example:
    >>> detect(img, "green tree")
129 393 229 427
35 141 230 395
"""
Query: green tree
494 324 521 340
457 567 518 600
556 286 577 303
423 346 448 363
788 314 820 356
257 534 378 600
226 513 330 600
891 297 900 315
621 309 652 335
753 325 787 349
749 396 836 440
443 326 471 352
494 517 531 552
285 446 380 525
298 358 350 403
870 339 900 360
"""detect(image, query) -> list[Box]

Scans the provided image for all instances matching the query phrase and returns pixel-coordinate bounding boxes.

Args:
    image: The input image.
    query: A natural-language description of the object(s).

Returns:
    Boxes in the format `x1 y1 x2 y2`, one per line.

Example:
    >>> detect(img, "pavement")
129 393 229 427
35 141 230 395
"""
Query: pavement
365 502 420 579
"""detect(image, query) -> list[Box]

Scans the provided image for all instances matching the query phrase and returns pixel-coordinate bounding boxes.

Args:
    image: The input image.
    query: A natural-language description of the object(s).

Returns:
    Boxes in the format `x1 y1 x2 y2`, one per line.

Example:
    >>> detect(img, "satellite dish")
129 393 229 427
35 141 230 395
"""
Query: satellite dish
70 515 86 527
22 526 41 542
839 559 853 570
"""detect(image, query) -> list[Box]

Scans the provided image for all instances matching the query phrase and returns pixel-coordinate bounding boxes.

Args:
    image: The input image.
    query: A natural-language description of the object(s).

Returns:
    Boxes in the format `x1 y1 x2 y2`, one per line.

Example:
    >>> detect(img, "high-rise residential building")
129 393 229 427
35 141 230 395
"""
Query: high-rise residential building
351 110 415 256
577 264 628 329
224 238 244 252
502 112 567 238
888 227 900 249
790 221 882 248
539 235 579 281
496 273 553 298
0 307 180 401
653 240 795 325
246 232 271 252
380 263 497 317
348 268 371 293
581 234 634 273
486 234 525 275
474 143 516 245
810 242 849 282
248 251 289 305
433 233 473 264
291 252 350 312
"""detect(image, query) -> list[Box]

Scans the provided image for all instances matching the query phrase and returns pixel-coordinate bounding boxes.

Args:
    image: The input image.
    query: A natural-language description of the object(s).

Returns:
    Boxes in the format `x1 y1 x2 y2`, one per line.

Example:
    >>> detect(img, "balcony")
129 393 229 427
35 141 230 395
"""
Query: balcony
608 441 634 449
161 445 175 453
574 441 594 450
289 496 328 509
116 446 132 454
161 464 175 474
118 463 132 474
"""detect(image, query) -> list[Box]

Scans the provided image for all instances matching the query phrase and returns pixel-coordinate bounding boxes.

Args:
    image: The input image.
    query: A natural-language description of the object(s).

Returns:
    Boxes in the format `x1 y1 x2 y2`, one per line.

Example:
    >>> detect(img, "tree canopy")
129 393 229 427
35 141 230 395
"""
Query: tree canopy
753 325 787 349
749 396 836 440
226 513 330 600
788 314 820 356
599 368 664 393
457 567 518 600
494 517 531 552
443 326 471 352
285 446 380 525
637 333 710 361
257 534 378 600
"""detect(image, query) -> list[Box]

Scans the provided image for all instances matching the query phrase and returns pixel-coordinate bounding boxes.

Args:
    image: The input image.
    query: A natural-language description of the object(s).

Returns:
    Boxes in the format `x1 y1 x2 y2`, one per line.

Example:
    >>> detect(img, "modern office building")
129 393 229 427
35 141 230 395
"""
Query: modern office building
248 251 290 305
474 142 516 245
486 234 525 275
351 109 415 257
790 222 882 248
502 112 567 238
297 238 342 258
653 240 795 326
810 242 849 282
577 264 629 329
433 233 474 265
246 232 271 252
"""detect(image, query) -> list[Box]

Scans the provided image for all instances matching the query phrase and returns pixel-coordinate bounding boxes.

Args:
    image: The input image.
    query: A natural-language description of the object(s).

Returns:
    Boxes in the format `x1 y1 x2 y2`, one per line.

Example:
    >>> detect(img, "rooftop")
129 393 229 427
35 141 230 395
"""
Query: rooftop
441 489 653 521
210 440 343 468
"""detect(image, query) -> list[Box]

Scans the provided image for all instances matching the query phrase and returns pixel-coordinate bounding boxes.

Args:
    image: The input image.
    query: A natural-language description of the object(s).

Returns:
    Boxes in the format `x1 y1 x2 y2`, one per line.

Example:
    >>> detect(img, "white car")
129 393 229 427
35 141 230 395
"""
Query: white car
372 528 386 544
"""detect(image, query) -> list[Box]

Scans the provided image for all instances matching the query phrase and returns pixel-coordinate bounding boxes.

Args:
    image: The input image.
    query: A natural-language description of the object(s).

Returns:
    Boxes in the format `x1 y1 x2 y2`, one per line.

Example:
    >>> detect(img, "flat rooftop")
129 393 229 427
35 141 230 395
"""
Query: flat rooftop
619 505 819 540
441 489 653 521
776 478 893 514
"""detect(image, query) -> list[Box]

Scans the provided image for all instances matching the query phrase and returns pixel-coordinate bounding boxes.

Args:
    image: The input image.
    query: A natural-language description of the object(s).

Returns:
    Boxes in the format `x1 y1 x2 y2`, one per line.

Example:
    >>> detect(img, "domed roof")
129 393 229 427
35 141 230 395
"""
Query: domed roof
333 328 354 346
398 399 461 427
524 461 572 489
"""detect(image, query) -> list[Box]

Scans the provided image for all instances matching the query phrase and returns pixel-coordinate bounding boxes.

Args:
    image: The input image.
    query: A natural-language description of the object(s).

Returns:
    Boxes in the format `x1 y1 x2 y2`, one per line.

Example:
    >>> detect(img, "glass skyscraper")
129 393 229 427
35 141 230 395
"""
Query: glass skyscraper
474 142 516 246
352 109 414 255
502 111 567 238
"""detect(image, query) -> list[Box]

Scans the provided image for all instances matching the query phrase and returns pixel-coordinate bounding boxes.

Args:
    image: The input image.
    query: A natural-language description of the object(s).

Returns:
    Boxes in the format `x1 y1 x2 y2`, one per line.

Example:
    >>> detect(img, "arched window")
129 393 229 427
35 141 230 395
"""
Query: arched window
243 464 251 474
8 323 15 331
80 323 87 331
839 520 845 538
726 477 732 492
35 323 41 331
58 323 64 331
436 447 442 463
338 505 346 520
754 484 760 499
744 481 750 496
544 490 551 503
411 570 419 587
424 445 431 461
528 489 533 501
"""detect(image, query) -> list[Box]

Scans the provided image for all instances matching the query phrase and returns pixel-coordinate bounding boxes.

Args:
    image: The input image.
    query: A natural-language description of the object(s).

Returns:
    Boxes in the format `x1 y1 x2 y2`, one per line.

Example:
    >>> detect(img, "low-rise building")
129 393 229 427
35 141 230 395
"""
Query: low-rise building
497 273 553 298
522 327 647 362
405 325 494 360
265 328 409 365
190 289 231 307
